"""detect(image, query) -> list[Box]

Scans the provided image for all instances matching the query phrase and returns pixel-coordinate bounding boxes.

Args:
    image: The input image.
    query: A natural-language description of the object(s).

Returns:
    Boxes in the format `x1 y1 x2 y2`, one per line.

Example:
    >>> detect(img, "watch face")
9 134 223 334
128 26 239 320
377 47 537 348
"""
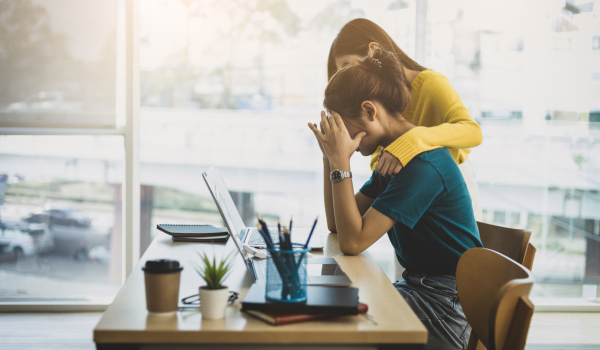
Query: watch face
331 170 342 182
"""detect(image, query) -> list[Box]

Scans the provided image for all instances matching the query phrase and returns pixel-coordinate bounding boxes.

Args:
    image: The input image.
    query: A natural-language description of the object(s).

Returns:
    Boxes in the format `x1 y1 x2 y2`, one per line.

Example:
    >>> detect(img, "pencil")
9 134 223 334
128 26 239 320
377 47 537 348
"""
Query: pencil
283 227 291 250
256 221 274 248
277 219 283 247
255 223 272 249
303 216 318 249
257 215 274 245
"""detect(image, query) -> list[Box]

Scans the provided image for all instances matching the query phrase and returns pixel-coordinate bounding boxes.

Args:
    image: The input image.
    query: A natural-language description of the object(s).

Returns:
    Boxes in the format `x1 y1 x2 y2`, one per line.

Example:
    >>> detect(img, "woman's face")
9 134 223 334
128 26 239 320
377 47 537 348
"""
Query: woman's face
339 113 382 157
334 43 380 70
334 54 363 70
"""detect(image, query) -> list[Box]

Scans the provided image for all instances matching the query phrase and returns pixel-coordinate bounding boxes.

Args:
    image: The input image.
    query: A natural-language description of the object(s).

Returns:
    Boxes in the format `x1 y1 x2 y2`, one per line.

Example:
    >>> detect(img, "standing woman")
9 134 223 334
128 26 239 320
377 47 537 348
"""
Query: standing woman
326 18 483 221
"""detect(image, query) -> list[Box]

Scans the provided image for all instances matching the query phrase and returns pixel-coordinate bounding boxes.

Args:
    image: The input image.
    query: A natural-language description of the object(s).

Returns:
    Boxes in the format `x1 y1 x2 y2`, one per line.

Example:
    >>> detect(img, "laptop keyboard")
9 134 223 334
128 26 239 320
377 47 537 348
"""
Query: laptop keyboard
253 258 267 280
252 256 312 282
239 228 277 246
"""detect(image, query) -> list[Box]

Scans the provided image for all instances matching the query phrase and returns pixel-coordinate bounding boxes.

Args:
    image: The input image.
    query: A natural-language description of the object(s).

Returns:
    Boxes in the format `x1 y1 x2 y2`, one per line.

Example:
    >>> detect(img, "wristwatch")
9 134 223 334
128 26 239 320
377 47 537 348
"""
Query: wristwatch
330 169 352 183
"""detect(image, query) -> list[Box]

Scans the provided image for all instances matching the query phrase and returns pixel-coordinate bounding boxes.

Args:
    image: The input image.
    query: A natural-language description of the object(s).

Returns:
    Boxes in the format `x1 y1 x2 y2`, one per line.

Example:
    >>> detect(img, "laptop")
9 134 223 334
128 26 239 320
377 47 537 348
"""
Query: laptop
202 166 352 286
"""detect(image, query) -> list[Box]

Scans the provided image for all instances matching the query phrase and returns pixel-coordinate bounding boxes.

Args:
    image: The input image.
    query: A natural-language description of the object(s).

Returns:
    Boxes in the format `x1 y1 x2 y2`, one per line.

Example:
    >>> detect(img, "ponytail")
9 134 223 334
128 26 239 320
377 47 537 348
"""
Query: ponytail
324 48 410 120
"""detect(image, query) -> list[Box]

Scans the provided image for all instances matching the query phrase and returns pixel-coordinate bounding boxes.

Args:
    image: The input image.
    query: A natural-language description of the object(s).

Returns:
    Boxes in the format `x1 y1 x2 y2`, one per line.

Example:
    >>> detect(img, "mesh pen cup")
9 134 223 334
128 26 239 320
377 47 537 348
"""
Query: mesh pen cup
265 244 311 303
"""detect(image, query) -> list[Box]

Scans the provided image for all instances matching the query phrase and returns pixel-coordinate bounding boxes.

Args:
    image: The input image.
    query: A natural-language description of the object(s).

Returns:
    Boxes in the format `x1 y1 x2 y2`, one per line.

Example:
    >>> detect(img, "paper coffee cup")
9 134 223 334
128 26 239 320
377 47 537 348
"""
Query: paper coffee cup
143 259 183 314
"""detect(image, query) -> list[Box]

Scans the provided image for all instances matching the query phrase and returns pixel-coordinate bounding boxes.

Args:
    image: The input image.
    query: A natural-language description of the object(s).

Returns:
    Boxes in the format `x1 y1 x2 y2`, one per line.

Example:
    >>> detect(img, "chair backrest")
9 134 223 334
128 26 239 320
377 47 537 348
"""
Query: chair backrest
457 248 535 350
522 243 536 271
477 222 532 268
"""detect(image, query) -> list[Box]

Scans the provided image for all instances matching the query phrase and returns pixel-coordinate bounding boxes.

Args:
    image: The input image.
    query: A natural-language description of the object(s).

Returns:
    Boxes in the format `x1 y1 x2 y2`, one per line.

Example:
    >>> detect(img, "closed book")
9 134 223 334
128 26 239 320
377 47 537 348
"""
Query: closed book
171 235 228 243
245 302 369 326
241 283 359 315
157 224 228 237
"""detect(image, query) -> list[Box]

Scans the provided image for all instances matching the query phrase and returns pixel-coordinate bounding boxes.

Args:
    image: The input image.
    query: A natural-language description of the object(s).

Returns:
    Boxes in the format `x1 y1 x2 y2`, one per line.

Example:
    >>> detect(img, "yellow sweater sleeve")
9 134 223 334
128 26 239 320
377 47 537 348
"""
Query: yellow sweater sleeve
370 75 482 171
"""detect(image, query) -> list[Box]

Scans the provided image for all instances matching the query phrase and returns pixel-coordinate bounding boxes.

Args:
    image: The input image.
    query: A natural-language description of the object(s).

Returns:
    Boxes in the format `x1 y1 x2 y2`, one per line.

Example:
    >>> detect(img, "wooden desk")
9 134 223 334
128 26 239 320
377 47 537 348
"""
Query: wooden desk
94 232 427 349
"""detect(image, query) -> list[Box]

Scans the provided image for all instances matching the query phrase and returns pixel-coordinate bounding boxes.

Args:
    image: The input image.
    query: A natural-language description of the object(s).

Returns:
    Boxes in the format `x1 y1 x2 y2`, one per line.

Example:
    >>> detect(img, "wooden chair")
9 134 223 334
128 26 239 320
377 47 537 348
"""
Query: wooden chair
477 222 537 271
457 248 535 350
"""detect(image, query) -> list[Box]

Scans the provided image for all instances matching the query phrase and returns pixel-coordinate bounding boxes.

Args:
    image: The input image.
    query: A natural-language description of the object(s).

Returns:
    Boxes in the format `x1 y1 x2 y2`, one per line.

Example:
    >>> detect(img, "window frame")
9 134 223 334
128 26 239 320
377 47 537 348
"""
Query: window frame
0 0 140 312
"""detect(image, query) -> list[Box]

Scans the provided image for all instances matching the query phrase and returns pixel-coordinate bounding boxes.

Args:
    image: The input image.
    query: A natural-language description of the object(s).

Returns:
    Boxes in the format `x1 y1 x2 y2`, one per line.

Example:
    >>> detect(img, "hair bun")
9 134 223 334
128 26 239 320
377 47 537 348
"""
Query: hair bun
366 48 405 85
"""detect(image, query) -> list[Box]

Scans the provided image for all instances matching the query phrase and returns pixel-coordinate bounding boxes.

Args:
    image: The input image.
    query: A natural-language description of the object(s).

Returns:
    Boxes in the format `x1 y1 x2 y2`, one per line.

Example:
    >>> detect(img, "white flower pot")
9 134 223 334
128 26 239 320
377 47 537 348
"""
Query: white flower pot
199 286 229 320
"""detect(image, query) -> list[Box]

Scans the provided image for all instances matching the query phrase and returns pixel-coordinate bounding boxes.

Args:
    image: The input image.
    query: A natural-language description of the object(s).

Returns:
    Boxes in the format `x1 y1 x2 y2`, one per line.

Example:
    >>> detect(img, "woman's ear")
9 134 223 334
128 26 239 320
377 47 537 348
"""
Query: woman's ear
361 101 377 121
367 42 381 56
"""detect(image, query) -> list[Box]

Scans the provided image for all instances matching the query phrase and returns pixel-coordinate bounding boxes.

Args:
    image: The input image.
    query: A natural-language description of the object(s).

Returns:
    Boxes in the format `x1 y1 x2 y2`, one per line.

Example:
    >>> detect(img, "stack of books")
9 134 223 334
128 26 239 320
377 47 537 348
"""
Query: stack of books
157 224 229 243
241 283 369 326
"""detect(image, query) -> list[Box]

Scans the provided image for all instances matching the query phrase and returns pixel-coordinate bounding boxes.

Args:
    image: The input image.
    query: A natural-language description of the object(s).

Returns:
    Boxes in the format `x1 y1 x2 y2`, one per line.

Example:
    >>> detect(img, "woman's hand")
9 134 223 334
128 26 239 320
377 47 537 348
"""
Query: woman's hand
312 119 327 160
308 111 365 166
376 148 403 176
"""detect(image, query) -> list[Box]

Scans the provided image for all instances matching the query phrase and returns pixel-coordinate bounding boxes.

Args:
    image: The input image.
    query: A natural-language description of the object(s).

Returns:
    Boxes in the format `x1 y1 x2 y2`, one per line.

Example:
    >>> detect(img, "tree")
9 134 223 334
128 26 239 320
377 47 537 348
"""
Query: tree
167 0 301 108
0 0 72 104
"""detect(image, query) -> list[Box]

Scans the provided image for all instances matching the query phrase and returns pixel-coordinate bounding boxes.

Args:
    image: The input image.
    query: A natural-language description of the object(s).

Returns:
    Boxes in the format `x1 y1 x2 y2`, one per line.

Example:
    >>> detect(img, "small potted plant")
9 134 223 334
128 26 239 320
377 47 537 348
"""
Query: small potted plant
194 250 236 320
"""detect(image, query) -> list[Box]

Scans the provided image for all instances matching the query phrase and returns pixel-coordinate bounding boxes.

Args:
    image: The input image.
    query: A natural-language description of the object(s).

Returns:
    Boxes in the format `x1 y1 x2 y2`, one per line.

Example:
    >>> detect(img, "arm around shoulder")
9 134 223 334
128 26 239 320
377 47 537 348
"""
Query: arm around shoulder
383 75 482 167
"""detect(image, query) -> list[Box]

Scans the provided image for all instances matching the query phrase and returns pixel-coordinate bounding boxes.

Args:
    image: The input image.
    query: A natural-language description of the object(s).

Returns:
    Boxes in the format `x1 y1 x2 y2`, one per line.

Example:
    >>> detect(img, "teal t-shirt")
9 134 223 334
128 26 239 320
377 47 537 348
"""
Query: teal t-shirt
360 148 482 275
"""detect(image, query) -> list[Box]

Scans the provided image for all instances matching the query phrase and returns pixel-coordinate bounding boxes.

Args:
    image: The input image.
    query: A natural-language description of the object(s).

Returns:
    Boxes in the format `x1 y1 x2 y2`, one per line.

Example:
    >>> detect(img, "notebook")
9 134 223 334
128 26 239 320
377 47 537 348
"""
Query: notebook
241 283 359 315
245 302 368 326
171 235 228 243
157 224 228 237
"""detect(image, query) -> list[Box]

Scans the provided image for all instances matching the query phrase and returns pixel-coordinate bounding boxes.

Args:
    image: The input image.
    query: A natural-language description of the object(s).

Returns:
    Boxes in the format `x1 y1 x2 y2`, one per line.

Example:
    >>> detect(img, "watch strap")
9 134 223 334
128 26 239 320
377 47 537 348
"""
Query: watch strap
330 169 352 182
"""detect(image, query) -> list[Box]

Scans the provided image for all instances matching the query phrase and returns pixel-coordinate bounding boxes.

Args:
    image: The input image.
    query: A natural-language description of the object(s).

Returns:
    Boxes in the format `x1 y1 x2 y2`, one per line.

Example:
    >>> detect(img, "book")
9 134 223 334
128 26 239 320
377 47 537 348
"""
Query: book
171 235 228 243
157 224 228 237
241 283 359 315
245 302 369 326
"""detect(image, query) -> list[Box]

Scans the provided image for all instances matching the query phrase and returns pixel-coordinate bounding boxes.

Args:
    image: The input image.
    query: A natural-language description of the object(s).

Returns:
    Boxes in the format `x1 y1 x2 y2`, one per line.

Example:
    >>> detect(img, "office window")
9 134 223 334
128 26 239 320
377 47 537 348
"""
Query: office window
0 135 123 301
0 0 129 307
0 0 118 129
424 0 600 302
138 0 600 304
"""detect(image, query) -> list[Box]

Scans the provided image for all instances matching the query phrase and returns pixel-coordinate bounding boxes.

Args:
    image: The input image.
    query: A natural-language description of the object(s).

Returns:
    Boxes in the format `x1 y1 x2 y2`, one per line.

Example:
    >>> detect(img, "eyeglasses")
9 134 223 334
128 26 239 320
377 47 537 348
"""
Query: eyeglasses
179 291 239 310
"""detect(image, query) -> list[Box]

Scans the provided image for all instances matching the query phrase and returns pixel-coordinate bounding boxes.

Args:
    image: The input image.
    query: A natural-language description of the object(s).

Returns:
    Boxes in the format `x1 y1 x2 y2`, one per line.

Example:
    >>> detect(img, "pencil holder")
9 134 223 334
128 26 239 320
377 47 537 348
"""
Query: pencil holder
265 244 310 303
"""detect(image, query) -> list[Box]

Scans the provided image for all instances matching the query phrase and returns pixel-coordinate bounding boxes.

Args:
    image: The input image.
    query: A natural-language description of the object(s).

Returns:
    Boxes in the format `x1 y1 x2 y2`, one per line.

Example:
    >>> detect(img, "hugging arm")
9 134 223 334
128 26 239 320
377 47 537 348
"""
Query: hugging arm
371 76 482 172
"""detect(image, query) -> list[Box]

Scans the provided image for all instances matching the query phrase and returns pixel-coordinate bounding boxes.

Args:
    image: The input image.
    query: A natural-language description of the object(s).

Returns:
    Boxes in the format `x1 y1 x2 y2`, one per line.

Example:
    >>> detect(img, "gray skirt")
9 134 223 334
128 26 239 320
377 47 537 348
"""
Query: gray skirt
394 269 471 350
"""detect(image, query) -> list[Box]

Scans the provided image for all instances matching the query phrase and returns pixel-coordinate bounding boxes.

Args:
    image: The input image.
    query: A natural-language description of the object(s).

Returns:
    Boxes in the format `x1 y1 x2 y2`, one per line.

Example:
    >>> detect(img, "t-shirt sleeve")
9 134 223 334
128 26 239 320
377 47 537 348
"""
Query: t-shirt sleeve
371 158 445 229
359 170 382 199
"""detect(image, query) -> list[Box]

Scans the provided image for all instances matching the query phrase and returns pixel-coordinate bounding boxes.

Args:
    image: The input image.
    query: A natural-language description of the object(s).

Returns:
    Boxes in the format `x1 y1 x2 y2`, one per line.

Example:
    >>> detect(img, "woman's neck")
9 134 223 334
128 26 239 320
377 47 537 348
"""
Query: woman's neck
403 67 421 86
380 115 416 148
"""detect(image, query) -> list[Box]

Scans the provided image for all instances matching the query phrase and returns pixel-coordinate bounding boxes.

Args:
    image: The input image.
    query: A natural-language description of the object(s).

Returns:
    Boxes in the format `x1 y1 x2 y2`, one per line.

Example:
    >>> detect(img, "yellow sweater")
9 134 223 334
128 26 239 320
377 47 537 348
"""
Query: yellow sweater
370 69 483 171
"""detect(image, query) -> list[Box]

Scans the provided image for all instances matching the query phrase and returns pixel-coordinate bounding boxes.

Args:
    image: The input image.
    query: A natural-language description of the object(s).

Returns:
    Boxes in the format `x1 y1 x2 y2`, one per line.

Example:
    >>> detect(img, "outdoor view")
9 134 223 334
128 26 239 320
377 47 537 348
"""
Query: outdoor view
0 0 599 303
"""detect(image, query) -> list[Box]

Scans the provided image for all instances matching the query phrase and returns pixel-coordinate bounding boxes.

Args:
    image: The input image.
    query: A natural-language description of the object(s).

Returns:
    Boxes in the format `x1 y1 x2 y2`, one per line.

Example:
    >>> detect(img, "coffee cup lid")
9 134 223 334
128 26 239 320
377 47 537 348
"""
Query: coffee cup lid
142 259 183 274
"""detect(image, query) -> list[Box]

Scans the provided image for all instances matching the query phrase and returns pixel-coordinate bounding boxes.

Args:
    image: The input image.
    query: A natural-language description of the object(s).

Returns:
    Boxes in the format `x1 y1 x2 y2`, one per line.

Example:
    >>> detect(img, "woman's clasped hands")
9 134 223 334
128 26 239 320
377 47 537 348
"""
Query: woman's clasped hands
308 111 365 165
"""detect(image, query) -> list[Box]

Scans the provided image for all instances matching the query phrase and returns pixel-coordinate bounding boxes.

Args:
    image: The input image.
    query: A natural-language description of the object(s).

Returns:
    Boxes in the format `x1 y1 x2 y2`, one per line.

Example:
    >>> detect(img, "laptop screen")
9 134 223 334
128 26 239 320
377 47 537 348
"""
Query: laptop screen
202 166 246 238
202 166 253 269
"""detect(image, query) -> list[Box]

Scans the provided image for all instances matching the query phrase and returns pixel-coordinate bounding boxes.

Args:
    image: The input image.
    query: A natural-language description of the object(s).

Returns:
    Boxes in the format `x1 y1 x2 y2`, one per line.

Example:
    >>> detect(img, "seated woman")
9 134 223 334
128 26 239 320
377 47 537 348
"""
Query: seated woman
308 49 483 350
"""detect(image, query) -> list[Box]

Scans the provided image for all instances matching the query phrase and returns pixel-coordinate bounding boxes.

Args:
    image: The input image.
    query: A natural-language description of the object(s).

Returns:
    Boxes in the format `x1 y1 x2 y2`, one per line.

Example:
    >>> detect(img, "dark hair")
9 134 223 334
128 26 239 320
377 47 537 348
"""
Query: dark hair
324 48 410 120
327 18 426 83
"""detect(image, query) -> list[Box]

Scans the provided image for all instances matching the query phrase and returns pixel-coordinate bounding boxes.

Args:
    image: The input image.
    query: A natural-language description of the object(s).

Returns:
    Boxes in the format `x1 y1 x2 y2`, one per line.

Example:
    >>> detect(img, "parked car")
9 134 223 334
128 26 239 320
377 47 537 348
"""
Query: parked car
18 223 55 253
0 226 37 259
88 245 110 264
24 203 91 227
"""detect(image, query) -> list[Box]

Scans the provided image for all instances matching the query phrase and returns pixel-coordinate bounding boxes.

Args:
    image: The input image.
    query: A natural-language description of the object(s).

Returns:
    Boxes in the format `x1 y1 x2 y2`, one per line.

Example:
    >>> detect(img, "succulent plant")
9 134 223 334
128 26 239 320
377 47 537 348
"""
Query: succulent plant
194 250 237 289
